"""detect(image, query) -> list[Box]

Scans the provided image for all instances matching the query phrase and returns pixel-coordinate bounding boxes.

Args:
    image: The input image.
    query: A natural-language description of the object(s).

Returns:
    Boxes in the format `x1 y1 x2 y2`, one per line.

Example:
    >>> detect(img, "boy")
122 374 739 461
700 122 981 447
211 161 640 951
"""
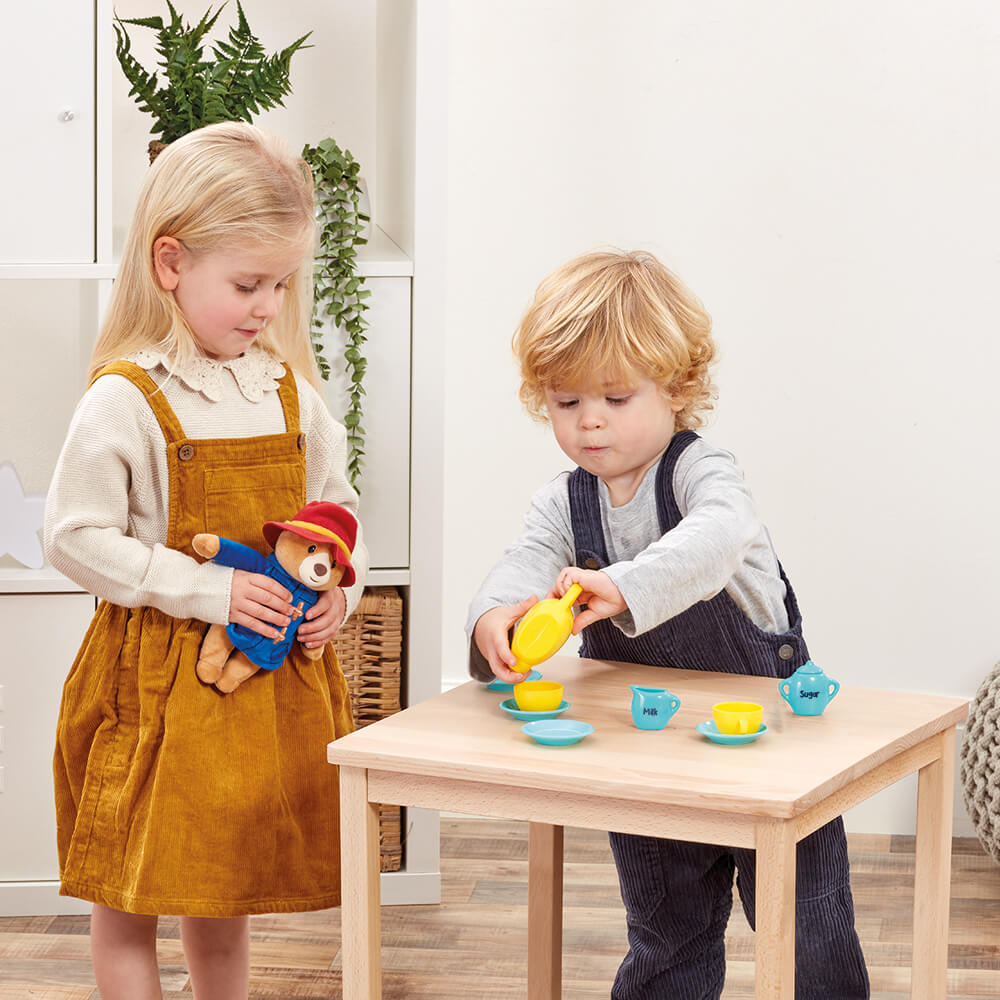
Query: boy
467 249 869 998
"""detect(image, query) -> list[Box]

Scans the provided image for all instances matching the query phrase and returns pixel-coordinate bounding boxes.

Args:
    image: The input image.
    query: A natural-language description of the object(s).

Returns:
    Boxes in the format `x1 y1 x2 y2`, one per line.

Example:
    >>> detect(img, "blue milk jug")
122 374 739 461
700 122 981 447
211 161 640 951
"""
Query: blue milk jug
630 685 681 730
778 660 840 716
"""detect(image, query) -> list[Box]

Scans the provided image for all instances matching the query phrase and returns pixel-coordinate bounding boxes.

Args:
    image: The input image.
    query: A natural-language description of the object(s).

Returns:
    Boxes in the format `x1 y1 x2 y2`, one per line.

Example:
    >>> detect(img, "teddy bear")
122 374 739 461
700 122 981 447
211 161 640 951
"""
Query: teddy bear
192 500 357 693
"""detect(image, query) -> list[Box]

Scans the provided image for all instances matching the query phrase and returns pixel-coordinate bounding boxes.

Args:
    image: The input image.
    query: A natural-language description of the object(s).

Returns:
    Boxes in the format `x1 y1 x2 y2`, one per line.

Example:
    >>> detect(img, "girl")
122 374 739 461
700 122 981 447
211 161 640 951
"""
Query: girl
44 122 368 1000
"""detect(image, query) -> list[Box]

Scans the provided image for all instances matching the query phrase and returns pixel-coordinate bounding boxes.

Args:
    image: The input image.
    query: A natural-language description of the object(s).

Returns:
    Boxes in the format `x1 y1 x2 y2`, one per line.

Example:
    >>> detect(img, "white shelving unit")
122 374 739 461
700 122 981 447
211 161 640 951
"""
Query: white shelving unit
0 0 447 913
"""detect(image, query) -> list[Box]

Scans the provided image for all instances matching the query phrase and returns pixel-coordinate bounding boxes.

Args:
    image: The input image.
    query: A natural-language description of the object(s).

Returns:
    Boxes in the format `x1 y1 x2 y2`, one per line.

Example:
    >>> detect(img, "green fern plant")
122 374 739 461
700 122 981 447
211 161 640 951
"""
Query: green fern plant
302 139 371 491
113 1 311 151
114 3 372 491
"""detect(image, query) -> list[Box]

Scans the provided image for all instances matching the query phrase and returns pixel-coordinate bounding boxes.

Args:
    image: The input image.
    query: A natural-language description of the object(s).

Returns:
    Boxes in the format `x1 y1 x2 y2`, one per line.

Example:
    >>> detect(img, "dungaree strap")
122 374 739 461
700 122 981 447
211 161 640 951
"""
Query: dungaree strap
93 359 301 440
569 429 701 570
92 361 187 444
274 365 301 434
653 429 699 531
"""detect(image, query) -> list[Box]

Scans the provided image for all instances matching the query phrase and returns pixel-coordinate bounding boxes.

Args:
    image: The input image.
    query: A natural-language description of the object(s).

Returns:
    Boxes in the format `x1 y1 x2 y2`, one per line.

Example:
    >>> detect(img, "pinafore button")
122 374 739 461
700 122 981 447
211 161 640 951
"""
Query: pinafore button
178 444 195 461
778 643 795 660
297 433 306 450
583 557 601 570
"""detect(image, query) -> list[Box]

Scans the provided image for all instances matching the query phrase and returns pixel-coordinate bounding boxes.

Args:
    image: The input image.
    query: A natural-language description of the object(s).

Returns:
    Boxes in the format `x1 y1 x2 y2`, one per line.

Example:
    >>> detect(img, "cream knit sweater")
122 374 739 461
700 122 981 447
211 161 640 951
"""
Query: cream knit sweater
44 346 368 627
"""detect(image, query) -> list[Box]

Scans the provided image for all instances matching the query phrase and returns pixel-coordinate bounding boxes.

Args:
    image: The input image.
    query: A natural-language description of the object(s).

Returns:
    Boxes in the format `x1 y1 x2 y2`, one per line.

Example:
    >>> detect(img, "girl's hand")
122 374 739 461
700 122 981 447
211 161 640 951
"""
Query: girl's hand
229 570 294 638
555 567 627 633
473 596 539 684
297 587 347 648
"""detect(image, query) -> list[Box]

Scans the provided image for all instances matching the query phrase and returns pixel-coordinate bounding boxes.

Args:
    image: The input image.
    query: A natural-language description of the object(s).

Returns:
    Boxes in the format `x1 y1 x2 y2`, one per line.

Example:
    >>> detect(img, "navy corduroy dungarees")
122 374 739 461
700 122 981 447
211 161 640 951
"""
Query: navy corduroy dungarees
569 431 870 1000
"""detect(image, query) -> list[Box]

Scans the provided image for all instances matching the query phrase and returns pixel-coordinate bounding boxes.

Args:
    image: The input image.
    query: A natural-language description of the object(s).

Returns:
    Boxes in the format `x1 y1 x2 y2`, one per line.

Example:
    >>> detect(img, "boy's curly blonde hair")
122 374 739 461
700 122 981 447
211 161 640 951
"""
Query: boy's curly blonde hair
513 249 716 430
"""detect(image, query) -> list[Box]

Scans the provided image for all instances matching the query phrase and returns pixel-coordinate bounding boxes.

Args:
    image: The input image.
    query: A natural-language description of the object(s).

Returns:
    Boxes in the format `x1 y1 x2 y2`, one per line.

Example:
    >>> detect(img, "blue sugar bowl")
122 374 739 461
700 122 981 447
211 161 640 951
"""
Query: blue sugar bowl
630 685 681 730
778 660 840 716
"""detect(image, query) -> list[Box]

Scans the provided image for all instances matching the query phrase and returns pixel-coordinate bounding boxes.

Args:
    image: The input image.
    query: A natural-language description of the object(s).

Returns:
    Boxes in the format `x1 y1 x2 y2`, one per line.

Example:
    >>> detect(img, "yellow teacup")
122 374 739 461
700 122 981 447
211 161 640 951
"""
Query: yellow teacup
712 701 763 736
513 680 564 713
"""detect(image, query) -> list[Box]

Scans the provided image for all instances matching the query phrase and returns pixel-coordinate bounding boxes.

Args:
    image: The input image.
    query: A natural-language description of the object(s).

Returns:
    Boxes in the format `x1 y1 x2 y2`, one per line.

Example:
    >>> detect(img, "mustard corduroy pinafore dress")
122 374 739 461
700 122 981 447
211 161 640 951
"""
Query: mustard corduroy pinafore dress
53 361 355 916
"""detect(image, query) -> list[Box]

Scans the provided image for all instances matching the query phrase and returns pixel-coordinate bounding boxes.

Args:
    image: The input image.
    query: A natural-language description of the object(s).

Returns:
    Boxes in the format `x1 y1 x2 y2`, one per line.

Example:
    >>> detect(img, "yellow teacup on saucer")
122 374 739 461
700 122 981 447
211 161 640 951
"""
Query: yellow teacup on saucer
513 680 564 713
712 701 763 736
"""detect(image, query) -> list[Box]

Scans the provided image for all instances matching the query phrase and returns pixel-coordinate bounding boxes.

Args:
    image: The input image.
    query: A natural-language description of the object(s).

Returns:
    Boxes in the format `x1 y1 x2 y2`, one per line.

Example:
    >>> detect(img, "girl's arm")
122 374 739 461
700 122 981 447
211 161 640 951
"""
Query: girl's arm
44 376 239 625
195 536 294 639
295 377 369 642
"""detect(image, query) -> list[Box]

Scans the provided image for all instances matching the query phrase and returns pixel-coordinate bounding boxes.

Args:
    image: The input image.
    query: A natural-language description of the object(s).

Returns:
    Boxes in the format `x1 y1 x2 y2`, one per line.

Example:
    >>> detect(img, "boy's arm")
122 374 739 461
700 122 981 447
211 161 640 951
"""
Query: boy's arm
470 597 544 683
600 445 766 636
553 566 627 633
466 475 576 681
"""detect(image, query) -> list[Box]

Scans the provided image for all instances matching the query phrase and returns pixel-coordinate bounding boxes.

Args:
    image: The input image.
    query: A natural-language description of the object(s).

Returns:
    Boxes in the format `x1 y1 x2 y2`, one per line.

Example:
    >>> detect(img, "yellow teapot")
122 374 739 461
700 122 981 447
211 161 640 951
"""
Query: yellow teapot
510 584 582 673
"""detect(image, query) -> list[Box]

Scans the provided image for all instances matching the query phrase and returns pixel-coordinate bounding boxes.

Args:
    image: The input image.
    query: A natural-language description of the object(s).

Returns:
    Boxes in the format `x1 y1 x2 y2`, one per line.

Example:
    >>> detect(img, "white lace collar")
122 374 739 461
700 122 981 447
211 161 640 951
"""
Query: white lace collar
130 345 286 403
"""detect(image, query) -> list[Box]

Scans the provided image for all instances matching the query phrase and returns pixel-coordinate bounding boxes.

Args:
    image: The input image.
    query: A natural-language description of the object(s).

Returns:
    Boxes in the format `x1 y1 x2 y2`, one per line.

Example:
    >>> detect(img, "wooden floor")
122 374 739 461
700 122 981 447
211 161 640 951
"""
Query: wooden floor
1 819 998 998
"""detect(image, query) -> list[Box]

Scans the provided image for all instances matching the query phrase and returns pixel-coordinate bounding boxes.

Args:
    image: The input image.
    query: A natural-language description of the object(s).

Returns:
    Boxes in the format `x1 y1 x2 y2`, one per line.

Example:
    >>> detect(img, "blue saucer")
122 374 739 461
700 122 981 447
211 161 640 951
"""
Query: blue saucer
499 698 570 721
522 720 593 746
696 720 768 746
485 669 542 691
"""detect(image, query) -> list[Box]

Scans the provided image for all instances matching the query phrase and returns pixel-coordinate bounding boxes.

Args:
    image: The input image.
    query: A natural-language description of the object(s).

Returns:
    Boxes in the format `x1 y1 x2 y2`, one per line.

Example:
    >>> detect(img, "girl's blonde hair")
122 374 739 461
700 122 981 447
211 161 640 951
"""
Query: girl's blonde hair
513 249 716 430
89 121 320 388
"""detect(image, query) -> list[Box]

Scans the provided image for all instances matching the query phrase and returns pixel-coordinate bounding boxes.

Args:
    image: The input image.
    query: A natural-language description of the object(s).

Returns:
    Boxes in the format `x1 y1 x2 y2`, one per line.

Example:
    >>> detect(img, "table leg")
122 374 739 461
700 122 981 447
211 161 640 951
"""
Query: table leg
339 765 382 1000
528 822 563 999
912 728 955 1000
754 817 796 999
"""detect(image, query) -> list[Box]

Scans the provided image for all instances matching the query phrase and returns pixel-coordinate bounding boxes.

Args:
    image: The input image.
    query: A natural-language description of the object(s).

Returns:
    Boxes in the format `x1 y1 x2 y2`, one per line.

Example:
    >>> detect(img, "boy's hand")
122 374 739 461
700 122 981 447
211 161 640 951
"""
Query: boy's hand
555 567 627 633
298 587 347 648
473 596 539 684
229 569 293 639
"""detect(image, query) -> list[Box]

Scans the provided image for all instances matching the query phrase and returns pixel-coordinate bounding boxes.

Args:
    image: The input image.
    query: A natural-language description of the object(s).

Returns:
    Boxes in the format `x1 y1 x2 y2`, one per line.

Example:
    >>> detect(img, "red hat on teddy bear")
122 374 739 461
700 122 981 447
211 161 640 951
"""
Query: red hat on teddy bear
263 501 358 587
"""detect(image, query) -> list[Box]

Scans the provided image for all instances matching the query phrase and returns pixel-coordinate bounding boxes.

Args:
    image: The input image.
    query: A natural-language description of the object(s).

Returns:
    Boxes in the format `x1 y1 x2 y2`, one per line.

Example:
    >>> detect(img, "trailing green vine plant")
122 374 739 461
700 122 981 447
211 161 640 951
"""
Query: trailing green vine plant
302 139 371 491
113 3 370 490
113 1 311 160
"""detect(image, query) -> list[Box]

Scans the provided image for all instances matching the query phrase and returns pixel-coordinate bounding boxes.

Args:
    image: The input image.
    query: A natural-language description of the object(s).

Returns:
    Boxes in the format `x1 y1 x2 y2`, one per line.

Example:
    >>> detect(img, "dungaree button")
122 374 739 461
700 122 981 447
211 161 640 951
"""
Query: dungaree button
583 557 600 570
778 644 795 660
178 444 195 461
297 433 306 450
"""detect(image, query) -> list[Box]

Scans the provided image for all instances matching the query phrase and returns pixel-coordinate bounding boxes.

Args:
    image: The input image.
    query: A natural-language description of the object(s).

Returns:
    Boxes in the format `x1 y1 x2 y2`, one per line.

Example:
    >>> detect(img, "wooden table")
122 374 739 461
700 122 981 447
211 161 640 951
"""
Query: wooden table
327 656 968 999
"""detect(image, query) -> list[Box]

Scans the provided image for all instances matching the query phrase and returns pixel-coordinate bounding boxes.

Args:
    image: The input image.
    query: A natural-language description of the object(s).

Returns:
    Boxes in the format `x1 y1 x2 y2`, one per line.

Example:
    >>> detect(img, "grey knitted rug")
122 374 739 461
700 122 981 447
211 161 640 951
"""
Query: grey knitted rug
960 661 1000 865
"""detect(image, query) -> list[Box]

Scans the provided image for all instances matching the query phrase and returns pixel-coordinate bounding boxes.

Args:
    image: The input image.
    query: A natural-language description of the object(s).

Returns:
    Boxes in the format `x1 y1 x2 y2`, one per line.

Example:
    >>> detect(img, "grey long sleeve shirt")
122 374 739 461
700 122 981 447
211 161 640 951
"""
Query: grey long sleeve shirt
466 436 790 681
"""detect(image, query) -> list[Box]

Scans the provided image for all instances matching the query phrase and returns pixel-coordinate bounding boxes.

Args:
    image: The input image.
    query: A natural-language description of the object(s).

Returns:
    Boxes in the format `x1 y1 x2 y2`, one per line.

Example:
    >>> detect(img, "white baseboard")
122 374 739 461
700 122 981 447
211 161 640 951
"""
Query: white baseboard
380 870 441 906
843 723 975 837
0 881 92 916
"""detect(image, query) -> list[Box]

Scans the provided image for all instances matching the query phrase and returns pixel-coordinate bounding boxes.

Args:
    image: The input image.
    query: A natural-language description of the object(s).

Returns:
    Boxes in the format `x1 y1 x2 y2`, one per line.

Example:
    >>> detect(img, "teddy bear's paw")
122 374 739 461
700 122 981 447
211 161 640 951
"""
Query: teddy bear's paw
215 654 260 693
214 675 242 694
196 658 225 684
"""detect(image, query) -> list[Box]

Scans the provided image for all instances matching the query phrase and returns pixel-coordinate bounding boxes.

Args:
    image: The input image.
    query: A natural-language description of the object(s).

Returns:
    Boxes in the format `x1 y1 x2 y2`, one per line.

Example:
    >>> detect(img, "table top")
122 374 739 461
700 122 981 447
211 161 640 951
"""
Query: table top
327 656 968 818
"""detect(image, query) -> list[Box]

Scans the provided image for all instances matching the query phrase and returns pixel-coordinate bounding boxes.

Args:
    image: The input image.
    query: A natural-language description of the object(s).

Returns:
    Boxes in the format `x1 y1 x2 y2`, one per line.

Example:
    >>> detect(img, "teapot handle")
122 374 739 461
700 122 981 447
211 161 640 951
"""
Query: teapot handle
559 583 583 609
778 680 792 705
828 679 841 700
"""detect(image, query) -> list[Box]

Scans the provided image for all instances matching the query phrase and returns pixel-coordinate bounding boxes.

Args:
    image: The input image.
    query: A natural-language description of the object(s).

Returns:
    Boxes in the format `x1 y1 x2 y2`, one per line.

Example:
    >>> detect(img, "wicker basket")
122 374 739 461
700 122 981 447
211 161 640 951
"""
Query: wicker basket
332 586 404 872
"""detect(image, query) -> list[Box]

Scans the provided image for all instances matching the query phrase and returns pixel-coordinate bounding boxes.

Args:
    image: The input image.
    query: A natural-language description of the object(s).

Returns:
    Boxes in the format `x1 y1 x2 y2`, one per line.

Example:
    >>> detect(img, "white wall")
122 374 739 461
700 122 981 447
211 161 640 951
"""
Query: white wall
7 2 995 836
442 2 999 832
111 0 375 249
0 1 378 544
